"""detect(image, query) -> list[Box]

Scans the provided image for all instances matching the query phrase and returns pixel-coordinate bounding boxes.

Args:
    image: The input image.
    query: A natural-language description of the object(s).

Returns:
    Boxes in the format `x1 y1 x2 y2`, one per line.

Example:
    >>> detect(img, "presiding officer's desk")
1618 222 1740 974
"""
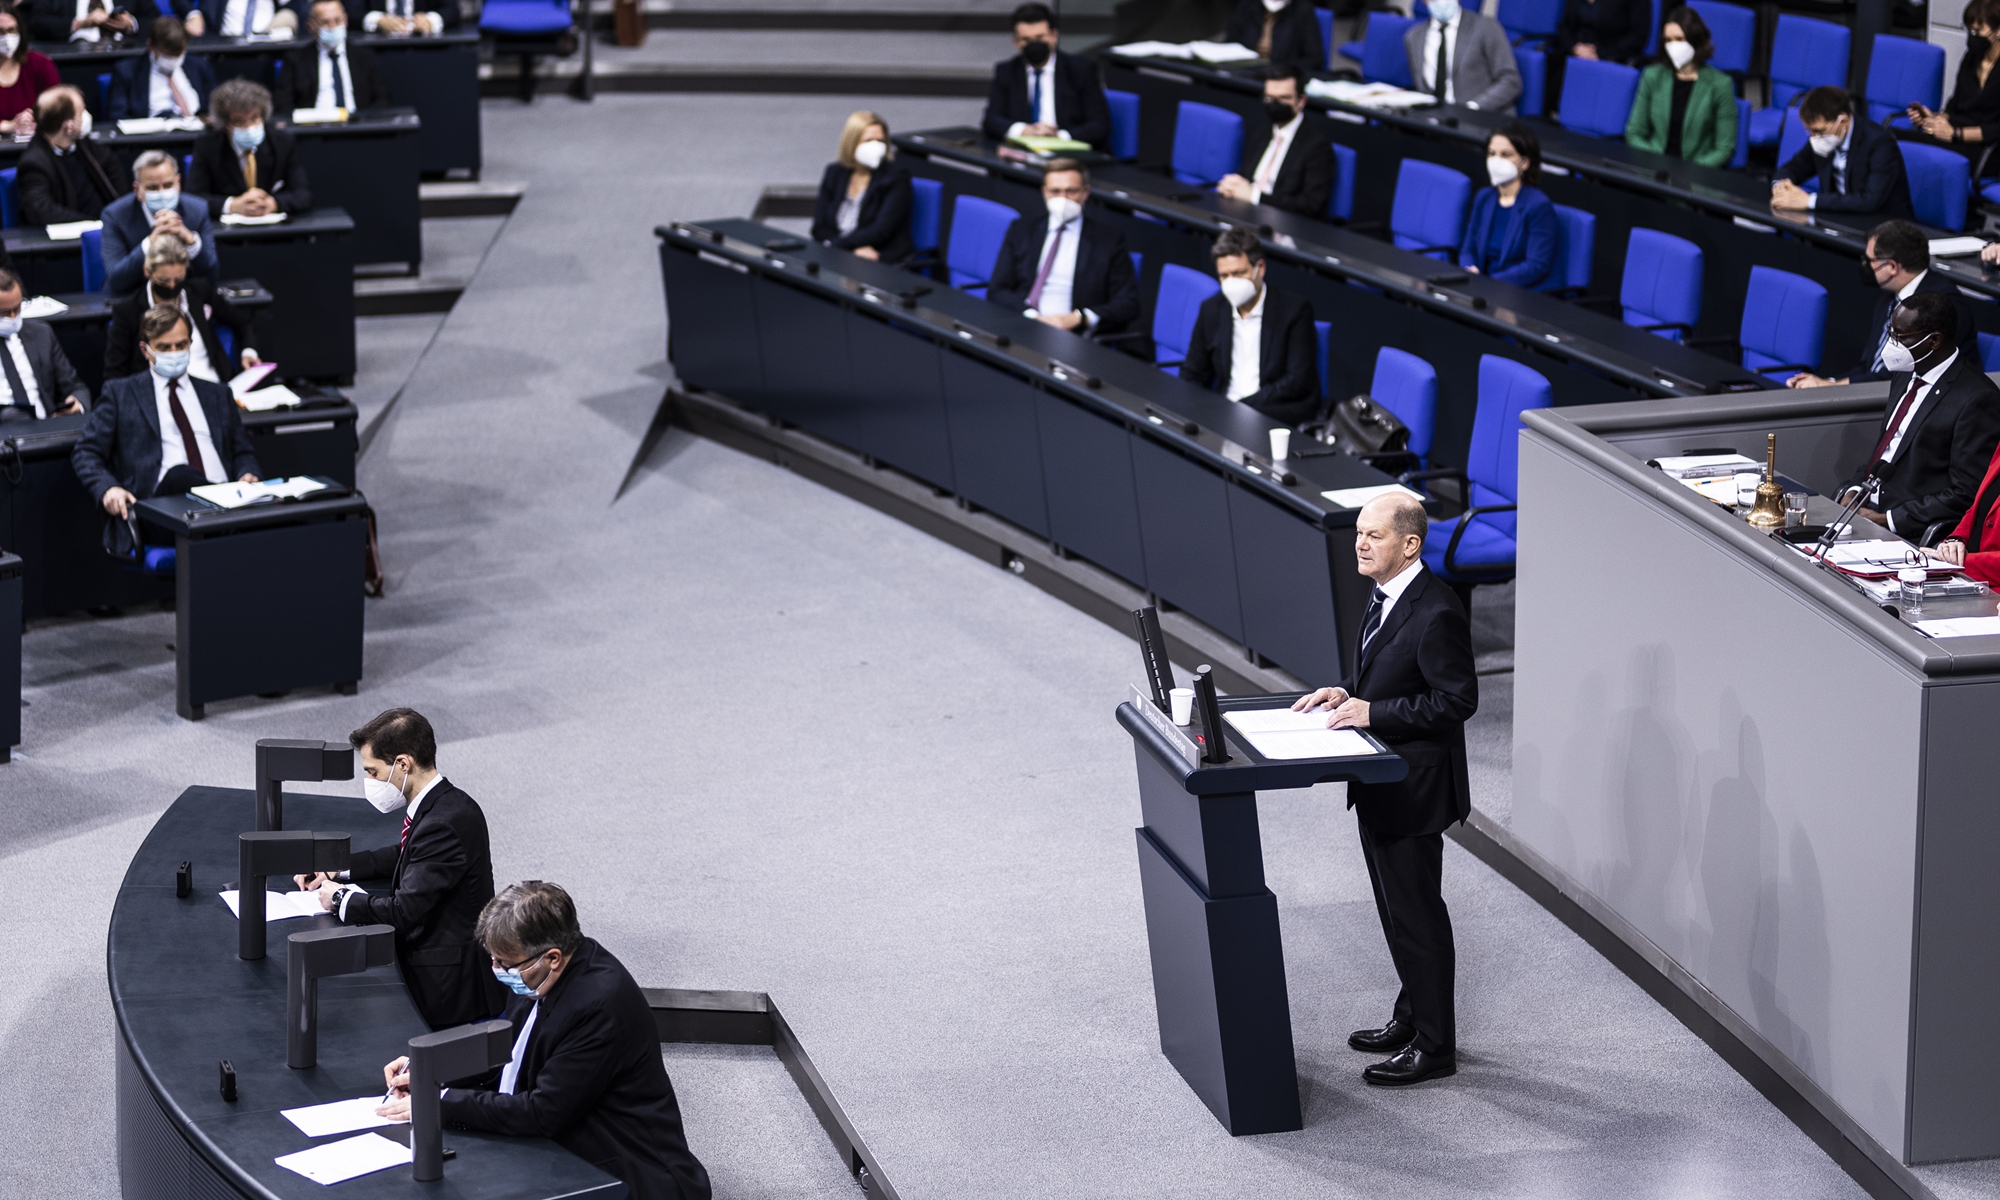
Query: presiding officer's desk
1099 51 2000 360
41 30 481 177
0 395 358 621
660 218 1414 684
112 787 622 1197
4 210 357 381
895 127 1768 472
1514 384 2000 1180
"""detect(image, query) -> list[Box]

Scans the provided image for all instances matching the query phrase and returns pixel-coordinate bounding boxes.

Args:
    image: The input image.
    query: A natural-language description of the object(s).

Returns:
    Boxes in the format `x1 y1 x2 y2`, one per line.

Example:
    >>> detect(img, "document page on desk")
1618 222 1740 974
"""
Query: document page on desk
219 890 325 920
1223 708 1378 759
282 1096 404 1139
275 1132 411 1185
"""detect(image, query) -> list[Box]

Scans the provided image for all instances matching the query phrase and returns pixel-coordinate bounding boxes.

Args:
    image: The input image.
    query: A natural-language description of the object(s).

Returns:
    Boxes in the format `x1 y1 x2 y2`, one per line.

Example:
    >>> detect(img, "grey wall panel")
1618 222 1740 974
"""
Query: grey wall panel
1226 483 1344 684
1037 395 1149 589
848 311 955 492
1131 437 1243 642
938 353 1051 537
1512 432 1921 1156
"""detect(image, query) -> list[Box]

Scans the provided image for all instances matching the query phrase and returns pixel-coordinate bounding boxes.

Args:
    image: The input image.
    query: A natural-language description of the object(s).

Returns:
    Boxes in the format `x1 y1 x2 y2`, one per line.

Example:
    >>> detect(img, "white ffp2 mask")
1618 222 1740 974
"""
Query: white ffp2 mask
1486 156 1520 187
363 765 408 813
1045 195 1082 225
853 139 887 170
1664 40 1695 69
1219 276 1259 308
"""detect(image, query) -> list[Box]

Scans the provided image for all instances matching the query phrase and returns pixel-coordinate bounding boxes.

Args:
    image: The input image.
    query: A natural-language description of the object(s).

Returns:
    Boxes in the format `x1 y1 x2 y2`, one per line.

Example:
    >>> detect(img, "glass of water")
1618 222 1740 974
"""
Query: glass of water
1784 492 1809 528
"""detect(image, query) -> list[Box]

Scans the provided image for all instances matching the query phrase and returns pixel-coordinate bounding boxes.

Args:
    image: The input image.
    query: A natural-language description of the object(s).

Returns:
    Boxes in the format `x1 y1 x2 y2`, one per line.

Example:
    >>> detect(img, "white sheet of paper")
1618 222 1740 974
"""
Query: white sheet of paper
228 362 280 398
44 220 101 241
290 107 348 124
1111 40 1193 58
20 295 67 319
1320 483 1425 510
275 1132 411 1185
1223 708 1377 759
116 116 204 134
239 384 303 412
218 889 324 920
1916 616 2000 639
1187 40 1260 63
1929 236 1987 258
219 212 289 226
281 1096 403 1139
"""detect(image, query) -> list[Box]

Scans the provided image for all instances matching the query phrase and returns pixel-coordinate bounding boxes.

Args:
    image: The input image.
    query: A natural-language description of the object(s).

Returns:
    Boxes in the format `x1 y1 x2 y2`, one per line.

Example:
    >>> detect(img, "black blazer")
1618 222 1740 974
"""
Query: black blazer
1224 0 1326 74
1 320 89 413
1178 286 1321 425
339 778 506 1029
275 41 390 111
1337 566 1478 838
809 160 914 264
1848 271 1978 383
1554 0 1653 63
980 49 1112 150
984 214 1141 333
1841 350 2000 536
441 939 712 1200
14 135 129 226
1237 114 1337 219
1778 112 1915 220
185 125 314 216
105 278 253 387
70 371 259 503
104 52 219 122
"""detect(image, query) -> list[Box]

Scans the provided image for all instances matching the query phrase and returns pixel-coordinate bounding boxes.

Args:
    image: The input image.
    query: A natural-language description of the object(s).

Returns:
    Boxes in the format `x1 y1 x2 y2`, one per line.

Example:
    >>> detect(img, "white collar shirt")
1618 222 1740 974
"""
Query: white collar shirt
404 773 443 820
1024 213 1099 329
499 1001 540 1094
1421 13 1461 104
1883 348 1957 467
316 43 358 110
1226 286 1266 401
1005 57 1066 139
148 283 219 383
152 368 226 486
1250 112 1302 203
1371 557 1426 630
221 0 276 34
147 58 199 118
0 332 45 416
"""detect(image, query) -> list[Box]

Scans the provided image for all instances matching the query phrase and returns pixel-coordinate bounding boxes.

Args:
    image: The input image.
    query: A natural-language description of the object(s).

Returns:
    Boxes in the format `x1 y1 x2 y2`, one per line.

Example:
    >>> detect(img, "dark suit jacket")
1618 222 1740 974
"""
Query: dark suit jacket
441 939 712 1200
984 214 1140 333
276 41 391 111
105 53 219 122
1238 114 1337 219
1841 350 2000 537
809 159 914 264
340 778 505 1029
70 370 259 502
101 192 219 294
15 135 129 226
1178 286 1321 425
104 278 252 385
1338 566 1478 838
1779 112 1915 220
194 0 304 35
1224 0 1326 74
2 320 90 414
186 126 313 216
1459 185 1559 288
26 0 184 43
1554 0 1653 62
1847 271 1979 383
980 49 1112 150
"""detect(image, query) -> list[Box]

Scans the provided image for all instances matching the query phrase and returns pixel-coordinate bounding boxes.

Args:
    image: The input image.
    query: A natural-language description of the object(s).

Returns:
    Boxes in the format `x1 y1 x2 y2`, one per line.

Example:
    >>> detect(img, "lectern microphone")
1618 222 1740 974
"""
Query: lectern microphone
255 739 356 831
287 925 395 1068
238 831 350 961
407 1020 516 1181
1191 666 1230 765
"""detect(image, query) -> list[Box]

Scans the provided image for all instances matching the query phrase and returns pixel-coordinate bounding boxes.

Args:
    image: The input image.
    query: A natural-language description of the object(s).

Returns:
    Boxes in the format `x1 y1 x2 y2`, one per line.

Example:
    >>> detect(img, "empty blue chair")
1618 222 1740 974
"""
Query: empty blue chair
1776 104 1811 168
1558 58 1641 138
1728 96 1750 169
1981 331 2000 373
1866 35 1944 125
1369 346 1438 464
82 228 105 291
907 178 942 259
1643 0 1663 57
1106 89 1140 159
1420 355 1552 587
97 72 112 113
1738 266 1826 381
1515 46 1545 117
1359 13 1419 88
1315 7 1334 67
1314 319 1330 397
1497 0 1563 46
944 195 1018 294
1170 102 1243 186
0 168 15 229
1152 264 1221 373
480 0 570 34
1901 142 1969 230
1544 203 1595 295
1687 0 1754 75
1620 228 1702 341
1749 16 1850 146
1327 143 1357 222
1389 159 1472 261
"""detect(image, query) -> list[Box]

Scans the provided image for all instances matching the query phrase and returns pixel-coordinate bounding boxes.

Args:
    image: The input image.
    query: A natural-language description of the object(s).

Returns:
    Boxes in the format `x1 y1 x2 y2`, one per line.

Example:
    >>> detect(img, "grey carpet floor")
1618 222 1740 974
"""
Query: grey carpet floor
0 91 1891 1199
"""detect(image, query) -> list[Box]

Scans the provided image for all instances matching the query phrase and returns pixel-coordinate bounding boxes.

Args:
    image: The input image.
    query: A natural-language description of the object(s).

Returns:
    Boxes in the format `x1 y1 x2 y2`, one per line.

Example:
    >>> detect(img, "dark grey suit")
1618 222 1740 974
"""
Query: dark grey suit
0 321 90 421
69 371 259 503
1403 10 1522 113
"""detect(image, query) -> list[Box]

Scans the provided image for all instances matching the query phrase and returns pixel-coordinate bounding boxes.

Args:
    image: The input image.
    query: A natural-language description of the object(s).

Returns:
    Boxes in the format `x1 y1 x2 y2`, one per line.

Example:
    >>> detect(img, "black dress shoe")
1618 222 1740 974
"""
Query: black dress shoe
1363 1044 1456 1086
1347 1020 1416 1052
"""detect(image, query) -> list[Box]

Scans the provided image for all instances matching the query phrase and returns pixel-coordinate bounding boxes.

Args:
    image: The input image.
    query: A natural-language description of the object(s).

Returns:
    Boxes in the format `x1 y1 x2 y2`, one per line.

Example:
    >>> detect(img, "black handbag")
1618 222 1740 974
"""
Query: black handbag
1328 393 1410 455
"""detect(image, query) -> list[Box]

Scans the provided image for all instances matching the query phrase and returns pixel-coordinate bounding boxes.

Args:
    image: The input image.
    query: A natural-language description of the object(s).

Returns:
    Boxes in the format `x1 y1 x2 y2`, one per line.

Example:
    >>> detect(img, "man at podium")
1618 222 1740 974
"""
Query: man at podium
1294 492 1477 1086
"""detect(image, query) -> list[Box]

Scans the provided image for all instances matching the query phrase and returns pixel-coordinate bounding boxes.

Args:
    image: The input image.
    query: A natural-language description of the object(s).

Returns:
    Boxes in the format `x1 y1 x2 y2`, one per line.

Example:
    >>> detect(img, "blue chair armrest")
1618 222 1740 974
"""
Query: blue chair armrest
1444 503 1517 577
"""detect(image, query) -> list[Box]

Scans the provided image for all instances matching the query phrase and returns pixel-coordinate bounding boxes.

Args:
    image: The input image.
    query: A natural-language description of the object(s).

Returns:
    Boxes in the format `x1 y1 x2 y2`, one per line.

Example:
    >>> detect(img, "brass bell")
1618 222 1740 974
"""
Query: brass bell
1747 431 1787 528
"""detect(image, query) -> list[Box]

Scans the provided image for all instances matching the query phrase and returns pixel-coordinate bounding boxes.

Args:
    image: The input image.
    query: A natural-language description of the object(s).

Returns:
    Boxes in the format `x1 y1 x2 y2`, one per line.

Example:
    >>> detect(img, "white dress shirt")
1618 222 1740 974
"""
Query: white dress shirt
149 283 221 383
0 334 46 416
1226 286 1265 401
147 58 199 118
1005 58 1067 140
363 0 445 33
1370 556 1426 632
1805 123 1852 209
1021 213 1098 329
1420 13 1460 104
220 0 278 35
499 1001 539 1094
1248 112 1301 204
335 774 444 919
1873 348 1959 533
152 368 226 486
69 0 102 42
316 44 359 110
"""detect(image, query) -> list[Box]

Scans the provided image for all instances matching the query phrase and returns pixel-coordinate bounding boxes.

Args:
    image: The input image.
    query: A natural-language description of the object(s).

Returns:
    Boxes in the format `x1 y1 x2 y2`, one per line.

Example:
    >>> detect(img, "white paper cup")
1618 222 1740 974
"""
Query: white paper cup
1168 687 1195 726
1269 428 1291 461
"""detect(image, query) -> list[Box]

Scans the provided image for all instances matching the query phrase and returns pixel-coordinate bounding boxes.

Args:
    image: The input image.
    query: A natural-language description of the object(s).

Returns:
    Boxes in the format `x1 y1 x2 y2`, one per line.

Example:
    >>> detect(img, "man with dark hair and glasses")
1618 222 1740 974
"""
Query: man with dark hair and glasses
1790 220 1975 388
980 2 1111 149
295 707 504 1028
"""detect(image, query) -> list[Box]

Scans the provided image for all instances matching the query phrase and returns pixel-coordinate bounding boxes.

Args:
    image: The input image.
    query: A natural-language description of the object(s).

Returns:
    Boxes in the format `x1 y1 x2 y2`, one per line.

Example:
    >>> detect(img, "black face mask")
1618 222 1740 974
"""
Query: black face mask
1021 39 1052 68
1263 98 1298 126
1861 259 1886 289
152 280 181 300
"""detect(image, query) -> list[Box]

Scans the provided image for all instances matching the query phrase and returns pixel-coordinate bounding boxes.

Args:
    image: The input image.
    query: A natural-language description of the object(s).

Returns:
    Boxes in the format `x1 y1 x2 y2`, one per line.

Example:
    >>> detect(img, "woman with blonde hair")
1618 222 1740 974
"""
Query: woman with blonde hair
809 109 914 264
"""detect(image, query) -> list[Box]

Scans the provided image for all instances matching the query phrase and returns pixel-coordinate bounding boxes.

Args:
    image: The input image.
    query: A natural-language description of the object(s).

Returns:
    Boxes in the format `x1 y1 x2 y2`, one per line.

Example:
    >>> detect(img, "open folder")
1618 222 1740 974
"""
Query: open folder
1222 707 1379 759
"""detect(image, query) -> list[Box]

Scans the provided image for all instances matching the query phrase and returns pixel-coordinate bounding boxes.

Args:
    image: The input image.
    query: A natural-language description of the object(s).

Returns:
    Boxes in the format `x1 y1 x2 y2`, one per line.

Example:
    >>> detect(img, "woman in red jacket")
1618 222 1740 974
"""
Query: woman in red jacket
1930 446 2000 582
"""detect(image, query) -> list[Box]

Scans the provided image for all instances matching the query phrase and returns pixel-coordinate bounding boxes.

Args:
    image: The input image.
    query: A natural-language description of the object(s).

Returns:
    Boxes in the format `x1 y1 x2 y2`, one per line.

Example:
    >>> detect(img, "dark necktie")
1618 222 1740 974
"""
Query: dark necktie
1359 586 1388 654
1028 67 1040 123
1871 375 1924 463
166 378 207 479
0 336 33 414
330 50 349 108
1432 24 1449 101
1026 221 1066 310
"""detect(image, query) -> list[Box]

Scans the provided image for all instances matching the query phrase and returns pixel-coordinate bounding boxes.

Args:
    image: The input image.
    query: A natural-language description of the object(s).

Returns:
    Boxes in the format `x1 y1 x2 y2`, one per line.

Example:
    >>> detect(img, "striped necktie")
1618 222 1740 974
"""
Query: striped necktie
399 813 413 849
1359 586 1388 654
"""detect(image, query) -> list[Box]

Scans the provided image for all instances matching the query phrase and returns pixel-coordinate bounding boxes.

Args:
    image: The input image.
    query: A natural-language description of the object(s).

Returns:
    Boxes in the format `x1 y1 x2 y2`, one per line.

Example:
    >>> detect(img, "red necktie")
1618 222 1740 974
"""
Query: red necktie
1872 376 1924 463
1026 221 1066 310
400 814 412 849
166 378 206 478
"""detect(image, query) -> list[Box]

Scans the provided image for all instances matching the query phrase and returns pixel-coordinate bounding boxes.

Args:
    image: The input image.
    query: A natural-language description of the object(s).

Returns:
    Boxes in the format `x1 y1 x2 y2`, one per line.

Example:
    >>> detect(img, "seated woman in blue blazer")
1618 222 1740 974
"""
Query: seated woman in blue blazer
1458 122 1560 290
810 109 914 265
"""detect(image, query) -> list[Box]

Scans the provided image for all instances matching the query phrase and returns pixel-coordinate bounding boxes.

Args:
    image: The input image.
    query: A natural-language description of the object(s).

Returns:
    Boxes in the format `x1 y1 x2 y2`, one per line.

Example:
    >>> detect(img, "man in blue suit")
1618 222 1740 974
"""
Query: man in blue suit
71 304 259 519
106 17 219 123
101 149 218 295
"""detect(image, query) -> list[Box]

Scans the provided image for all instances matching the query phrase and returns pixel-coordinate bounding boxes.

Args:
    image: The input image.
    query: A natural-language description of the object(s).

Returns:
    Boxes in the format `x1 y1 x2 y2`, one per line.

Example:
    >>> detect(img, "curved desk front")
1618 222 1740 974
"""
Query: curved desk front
112 786 623 1200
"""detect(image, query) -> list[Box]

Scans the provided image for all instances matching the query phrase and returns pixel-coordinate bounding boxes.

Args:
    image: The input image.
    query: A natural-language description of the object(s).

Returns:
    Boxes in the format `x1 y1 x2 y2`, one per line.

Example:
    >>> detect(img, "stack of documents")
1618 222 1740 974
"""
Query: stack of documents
44 220 101 241
20 296 67 319
219 889 327 920
1110 39 1261 63
1929 236 1988 258
1306 79 1438 109
1788 538 1935 577
115 116 205 135
1653 453 1758 479
290 107 349 124
1222 707 1378 760
190 477 329 509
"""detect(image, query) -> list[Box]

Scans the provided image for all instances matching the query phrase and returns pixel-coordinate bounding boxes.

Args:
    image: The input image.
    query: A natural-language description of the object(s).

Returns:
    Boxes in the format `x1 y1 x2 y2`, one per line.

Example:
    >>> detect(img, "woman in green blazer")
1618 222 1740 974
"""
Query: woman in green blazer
1624 6 1737 167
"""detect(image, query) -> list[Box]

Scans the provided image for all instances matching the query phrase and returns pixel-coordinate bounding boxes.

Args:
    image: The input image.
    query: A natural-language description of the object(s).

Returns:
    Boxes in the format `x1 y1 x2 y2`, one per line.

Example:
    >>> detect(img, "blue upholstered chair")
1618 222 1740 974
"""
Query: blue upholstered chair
1515 45 1546 118
1687 0 1754 75
1497 0 1563 46
1416 355 1552 597
944 195 1018 294
1151 264 1220 374
1106 90 1140 160
1865 35 1944 126
82 228 106 292
1748 16 1850 147
1901 142 1969 231
0 169 16 229
1327 143 1358 222
1389 159 1472 261
1358 13 1419 88
1558 58 1641 138
1619 228 1702 341
1544 204 1596 296
1170 102 1243 186
1735 266 1827 382
1369 346 1438 466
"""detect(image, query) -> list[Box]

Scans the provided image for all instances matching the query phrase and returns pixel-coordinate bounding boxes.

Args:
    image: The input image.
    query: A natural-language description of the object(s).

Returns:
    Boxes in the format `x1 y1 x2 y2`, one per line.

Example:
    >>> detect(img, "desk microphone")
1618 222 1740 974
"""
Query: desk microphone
1815 458 1888 558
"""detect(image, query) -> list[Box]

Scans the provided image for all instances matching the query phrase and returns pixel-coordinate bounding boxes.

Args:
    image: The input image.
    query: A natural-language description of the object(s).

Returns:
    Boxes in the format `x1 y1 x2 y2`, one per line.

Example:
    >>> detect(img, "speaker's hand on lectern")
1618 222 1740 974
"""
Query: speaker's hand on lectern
1327 698 1372 730
1293 687 1348 712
